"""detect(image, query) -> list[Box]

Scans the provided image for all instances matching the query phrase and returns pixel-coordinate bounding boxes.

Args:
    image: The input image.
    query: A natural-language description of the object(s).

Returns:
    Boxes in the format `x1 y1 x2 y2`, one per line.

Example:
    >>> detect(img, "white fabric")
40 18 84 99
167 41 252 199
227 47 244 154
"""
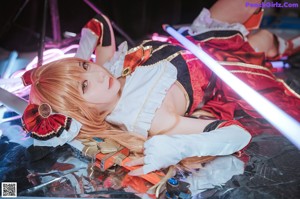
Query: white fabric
68 139 85 151
188 155 245 196
33 117 82 147
142 125 251 174
75 28 99 60
103 41 128 78
178 8 249 39
105 60 177 138
277 36 288 55
291 36 300 49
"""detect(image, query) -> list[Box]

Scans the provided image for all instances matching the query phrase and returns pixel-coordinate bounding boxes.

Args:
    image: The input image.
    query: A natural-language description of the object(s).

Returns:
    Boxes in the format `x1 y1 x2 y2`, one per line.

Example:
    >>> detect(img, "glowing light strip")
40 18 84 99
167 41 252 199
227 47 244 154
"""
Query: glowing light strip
0 44 81 101
164 25 300 149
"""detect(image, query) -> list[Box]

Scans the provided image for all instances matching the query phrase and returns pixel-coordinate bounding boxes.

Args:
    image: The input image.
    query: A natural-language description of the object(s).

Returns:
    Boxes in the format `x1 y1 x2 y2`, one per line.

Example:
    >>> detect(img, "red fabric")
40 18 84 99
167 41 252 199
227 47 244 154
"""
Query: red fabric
123 46 152 76
84 18 103 45
22 104 71 140
122 175 152 194
21 68 36 86
169 33 300 134
181 53 212 115
243 9 264 30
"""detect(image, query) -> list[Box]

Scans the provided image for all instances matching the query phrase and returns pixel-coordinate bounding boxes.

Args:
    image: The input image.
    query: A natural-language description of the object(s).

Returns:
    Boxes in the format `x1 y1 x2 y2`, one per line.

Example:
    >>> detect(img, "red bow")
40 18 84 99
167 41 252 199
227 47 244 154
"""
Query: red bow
22 103 71 140
21 68 36 86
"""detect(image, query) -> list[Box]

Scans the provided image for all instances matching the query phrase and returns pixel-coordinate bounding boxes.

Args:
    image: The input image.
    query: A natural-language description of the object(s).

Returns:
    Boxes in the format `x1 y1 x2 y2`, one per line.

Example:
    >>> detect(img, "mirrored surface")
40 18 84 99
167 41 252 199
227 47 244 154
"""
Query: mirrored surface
1 99 300 199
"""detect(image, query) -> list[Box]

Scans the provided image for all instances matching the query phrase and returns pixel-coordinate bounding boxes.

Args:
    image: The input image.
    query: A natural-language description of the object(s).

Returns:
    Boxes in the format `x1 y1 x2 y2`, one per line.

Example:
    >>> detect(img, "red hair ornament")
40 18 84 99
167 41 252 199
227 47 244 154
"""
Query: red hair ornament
22 103 82 147
22 103 72 140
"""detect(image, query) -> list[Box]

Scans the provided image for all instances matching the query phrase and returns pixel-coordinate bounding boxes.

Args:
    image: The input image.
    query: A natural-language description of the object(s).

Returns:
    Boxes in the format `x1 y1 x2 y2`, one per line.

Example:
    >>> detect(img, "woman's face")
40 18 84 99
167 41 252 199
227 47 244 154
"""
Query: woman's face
79 61 121 112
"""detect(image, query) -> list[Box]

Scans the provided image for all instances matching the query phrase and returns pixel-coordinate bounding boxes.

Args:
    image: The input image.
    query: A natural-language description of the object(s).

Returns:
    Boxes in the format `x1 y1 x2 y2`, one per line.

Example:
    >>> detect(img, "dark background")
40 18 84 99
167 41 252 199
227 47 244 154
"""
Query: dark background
0 0 299 52
0 0 217 52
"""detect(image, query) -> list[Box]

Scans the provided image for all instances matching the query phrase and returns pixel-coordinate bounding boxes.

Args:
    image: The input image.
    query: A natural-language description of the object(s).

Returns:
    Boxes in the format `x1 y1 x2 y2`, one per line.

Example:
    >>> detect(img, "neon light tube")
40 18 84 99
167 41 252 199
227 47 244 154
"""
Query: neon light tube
163 25 300 149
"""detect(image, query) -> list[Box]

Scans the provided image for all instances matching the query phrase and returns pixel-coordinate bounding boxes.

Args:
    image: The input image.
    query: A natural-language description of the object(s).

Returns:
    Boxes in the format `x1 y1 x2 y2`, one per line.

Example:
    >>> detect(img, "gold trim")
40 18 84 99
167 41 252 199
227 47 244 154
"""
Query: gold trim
175 81 190 113
166 51 182 62
185 57 200 63
152 44 170 54
218 61 274 76
141 51 184 67
122 67 132 77
200 33 245 43
277 79 300 99
229 70 275 80
127 45 142 54
140 39 152 46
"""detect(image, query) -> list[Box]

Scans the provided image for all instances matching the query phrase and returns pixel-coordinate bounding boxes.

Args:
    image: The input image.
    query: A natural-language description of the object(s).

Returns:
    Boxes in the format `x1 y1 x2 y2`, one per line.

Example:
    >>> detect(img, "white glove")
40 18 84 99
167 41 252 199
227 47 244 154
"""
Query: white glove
142 125 251 174
75 28 98 60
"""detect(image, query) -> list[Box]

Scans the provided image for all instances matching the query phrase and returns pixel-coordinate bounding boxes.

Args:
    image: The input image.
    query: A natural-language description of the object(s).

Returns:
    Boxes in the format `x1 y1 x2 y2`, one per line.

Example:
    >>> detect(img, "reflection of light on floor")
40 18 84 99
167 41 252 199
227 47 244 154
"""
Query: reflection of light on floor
164 25 300 149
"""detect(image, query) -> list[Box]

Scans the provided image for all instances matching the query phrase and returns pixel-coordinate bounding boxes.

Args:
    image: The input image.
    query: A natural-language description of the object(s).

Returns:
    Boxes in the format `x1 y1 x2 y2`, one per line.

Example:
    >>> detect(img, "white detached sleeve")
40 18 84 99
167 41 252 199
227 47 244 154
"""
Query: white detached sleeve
142 125 251 174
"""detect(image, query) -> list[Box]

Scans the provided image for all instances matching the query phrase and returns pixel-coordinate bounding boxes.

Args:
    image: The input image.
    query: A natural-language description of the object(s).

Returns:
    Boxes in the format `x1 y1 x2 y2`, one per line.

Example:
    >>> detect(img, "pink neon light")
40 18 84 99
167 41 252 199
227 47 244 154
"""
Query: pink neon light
1 44 80 96
151 33 169 42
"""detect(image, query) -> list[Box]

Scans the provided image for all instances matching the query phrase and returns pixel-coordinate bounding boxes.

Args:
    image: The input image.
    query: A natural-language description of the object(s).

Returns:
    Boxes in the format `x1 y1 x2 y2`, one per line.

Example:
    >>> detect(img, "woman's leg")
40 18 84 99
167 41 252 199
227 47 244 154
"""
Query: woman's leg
210 0 261 24
247 29 279 58
248 29 300 59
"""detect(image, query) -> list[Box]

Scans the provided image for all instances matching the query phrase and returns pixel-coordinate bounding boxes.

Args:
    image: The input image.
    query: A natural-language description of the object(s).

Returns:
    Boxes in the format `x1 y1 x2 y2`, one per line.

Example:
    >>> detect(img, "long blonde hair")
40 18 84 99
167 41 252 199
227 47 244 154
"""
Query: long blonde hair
30 57 214 168
30 57 145 153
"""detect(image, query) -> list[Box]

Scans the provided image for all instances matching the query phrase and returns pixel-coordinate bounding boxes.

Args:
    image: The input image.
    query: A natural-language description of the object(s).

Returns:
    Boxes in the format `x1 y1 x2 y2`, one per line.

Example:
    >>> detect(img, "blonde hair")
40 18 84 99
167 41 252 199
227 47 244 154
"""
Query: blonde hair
30 57 214 169
30 57 145 153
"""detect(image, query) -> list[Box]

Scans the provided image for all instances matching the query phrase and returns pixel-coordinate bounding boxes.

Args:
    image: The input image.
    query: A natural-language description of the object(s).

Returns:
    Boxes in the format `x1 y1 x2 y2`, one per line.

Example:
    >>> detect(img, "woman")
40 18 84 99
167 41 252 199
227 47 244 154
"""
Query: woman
21 4 300 178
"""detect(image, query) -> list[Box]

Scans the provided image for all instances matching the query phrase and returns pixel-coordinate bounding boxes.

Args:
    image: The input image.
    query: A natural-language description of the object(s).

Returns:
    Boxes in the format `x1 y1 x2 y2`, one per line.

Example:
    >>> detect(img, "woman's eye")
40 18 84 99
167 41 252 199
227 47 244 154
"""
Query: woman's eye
82 80 88 93
82 62 89 70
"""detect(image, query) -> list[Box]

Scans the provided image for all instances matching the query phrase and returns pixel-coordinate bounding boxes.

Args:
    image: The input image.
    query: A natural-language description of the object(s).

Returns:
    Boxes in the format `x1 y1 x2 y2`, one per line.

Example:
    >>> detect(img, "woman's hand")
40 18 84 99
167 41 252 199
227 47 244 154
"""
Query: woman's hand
125 125 251 176
125 135 185 175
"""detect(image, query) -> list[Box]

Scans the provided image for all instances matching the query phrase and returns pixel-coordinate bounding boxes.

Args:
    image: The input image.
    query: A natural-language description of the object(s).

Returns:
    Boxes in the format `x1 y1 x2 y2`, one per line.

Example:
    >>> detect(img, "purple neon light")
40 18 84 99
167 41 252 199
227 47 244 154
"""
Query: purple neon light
164 25 300 149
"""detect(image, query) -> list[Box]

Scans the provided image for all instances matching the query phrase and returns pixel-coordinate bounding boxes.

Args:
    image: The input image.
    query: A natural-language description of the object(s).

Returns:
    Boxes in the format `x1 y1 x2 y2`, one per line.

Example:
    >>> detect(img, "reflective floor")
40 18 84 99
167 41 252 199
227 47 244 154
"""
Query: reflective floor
0 68 300 199
1 17 300 197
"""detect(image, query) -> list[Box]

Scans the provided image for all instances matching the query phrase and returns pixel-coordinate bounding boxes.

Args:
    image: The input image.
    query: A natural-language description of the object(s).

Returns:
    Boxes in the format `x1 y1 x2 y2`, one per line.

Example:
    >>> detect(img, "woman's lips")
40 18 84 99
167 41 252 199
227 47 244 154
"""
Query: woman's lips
108 77 113 89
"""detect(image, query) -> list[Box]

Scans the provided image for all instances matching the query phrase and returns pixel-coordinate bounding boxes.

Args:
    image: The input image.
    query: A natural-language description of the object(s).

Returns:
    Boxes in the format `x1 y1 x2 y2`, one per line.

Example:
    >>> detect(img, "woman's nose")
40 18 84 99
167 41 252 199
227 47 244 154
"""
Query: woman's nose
96 72 105 83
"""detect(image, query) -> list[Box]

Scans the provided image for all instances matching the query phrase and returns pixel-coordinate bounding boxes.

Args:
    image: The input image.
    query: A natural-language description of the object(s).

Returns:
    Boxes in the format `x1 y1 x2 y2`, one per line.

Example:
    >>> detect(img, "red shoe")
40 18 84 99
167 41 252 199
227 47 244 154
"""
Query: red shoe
282 35 300 57
272 35 300 60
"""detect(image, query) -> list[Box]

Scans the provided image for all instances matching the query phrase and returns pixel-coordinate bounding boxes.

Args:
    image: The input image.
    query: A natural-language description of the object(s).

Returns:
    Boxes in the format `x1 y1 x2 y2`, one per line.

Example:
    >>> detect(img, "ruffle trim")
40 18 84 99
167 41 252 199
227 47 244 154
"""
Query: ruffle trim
106 60 177 138
133 61 177 137
178 8 249 39
103 41 128 78
33 117 82 147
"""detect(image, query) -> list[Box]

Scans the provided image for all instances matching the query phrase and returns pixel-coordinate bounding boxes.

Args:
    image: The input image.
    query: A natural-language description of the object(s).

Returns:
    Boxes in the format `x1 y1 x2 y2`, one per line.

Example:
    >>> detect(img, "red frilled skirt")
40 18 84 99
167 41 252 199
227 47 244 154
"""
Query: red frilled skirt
169 33 300 134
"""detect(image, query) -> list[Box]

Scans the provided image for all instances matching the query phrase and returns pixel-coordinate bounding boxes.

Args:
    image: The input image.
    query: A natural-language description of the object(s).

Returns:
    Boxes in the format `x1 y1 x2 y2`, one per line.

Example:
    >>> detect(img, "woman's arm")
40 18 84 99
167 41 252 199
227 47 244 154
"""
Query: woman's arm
76 14 116 65
95 14 116 66
127 124 251 175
